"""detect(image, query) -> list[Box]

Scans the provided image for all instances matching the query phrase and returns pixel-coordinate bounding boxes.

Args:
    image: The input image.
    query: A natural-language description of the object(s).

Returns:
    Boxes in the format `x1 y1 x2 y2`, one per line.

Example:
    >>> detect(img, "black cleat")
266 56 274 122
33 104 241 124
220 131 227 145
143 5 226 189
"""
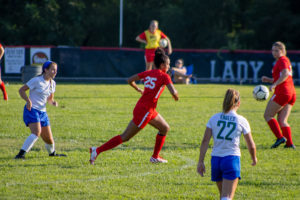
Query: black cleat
271 137 286 149
15 154 25 160
284 144 296 149
15 150 26 159
49 151 67 157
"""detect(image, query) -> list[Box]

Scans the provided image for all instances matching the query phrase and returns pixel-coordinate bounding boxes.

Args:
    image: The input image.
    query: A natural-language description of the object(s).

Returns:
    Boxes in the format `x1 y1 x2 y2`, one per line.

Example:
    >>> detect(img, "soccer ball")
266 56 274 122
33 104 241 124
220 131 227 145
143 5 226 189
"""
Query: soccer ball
253 85 269 101
159 39 168 48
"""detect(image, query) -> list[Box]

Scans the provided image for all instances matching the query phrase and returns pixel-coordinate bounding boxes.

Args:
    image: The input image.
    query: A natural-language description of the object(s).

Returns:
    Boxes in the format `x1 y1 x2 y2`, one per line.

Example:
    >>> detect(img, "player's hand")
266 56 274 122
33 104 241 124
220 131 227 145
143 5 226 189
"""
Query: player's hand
251 157 257 166
173 93 179 101
137 88 143 95
269 84 276 92
26 100 32 111
197 162 205 176
52 100 58 107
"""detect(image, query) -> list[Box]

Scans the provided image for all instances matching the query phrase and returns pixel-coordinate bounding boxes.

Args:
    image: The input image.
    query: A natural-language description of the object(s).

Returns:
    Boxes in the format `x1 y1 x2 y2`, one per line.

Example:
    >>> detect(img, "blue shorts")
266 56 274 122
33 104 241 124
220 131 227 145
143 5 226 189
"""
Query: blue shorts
211 156 241 182
23 106 50 127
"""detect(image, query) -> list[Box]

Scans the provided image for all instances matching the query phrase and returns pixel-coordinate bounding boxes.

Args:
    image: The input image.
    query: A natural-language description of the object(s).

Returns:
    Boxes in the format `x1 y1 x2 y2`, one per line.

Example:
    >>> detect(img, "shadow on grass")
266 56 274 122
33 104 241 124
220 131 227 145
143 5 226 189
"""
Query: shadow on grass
240 180 300 187
60 143 201 153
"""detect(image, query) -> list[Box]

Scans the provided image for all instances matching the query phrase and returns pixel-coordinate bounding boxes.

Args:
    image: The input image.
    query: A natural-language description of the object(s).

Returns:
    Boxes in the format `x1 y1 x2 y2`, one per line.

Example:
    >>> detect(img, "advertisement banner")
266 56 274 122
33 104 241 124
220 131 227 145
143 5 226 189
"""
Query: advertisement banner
4 47 25 74
30 48 51 65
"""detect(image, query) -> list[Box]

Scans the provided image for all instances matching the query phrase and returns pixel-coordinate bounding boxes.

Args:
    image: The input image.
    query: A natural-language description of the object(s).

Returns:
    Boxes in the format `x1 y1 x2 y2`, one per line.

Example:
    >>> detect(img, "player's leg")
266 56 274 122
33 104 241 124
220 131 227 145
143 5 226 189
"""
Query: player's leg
264 97 286 147
120 120 142 142
220 156 240 199
0 69 8 100
146 62 153 71
90 120 141 164
211 156 223 198
216 181 223 198
145 49 155 71
99 120 141 152
148 113 170 163
40 125 66 156
220 178 239 200
278 104 295 148
15 122 41 159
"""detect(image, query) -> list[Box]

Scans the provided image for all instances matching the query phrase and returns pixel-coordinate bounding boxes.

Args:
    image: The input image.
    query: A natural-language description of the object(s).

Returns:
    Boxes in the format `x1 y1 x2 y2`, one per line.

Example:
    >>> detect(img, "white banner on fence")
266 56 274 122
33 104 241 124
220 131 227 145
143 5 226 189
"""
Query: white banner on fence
30 48 51 65
4 47 25 74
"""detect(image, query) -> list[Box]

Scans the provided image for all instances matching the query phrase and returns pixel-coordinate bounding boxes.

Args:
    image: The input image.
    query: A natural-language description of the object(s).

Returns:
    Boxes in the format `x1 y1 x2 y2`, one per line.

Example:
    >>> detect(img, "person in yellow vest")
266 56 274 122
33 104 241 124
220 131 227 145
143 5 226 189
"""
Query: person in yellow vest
136 20 172 71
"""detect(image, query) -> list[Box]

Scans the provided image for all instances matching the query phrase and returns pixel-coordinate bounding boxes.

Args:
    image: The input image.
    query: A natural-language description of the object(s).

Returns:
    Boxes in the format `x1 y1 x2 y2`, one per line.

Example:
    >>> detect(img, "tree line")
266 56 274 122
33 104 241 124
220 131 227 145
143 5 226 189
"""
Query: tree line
1 0 300 50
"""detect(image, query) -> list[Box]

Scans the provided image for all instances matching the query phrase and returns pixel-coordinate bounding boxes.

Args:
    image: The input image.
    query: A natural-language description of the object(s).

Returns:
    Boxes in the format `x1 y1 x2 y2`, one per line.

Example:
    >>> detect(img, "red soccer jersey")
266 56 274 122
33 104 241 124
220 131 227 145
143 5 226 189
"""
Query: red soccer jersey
272 56 295 95
136 69 172 109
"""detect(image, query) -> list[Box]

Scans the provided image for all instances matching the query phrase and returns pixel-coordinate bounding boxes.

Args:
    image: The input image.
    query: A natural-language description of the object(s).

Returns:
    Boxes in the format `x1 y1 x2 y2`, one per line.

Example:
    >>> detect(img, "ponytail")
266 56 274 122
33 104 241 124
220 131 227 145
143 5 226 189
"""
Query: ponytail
154 48 168 69
222 89 240 113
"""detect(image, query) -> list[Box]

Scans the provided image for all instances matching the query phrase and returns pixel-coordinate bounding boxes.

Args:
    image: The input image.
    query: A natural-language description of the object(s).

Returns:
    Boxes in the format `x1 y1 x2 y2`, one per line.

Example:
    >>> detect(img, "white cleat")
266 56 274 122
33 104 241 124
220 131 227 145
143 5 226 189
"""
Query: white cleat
150 156 168 163
89 147 98 165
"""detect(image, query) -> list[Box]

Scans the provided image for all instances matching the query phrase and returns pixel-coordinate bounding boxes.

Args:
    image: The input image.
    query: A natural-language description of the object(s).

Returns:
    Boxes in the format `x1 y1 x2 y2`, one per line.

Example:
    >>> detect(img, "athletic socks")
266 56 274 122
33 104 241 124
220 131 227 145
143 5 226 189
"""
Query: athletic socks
221 197 231 200
267 118 283 139
45 143 55 154
281 126 293 146
21 134 39 152
0 81 8 100
152 134 166 158
15 134 39 159
96 135 123 154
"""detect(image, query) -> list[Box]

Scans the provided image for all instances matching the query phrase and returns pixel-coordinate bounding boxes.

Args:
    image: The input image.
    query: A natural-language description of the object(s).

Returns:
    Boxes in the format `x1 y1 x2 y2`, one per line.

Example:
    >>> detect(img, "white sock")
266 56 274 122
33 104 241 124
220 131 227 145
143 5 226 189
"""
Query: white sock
45 143 55 154
221 197 231 200
21 134 39 152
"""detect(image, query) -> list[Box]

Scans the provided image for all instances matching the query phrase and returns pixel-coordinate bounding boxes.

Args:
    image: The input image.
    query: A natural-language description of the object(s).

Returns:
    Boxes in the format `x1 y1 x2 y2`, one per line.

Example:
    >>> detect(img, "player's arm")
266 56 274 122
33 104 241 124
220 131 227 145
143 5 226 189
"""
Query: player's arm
269 69 289 92
166 37 172 55
166 83 178 101
0 45 4 60
47 93 58 107
261 76 273 83
127 74 143 94
19 85 32 111
172 67 186 74
135 35 147 44
244 133 257 166
197 127 212 176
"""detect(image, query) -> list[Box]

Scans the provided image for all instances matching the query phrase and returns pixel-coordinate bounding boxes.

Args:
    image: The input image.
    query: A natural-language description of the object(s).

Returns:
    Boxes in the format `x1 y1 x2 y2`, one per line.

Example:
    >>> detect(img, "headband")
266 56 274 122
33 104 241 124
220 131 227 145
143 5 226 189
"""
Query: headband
42 61 53 71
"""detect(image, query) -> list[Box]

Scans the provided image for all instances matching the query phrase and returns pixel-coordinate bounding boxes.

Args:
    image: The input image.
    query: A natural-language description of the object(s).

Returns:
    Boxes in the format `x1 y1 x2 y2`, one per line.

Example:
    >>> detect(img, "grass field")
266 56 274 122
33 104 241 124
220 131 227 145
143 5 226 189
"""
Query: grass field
0 83 299 200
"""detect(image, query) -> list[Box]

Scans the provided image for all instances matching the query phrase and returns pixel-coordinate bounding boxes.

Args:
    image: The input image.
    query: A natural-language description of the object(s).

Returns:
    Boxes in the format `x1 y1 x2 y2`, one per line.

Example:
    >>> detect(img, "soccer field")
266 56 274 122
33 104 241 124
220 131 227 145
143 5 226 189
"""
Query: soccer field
1 83 299 199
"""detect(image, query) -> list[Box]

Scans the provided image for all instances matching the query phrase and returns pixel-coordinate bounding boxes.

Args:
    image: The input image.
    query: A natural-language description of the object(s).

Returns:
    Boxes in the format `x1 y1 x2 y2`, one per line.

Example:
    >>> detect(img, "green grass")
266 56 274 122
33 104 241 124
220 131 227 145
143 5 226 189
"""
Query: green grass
0 83 299 200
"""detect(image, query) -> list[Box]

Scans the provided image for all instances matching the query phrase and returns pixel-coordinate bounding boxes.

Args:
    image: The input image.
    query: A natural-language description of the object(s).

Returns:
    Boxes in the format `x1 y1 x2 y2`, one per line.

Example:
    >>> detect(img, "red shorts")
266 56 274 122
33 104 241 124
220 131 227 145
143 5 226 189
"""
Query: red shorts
133 104 158 129
144 49 156 62
271 93 296 106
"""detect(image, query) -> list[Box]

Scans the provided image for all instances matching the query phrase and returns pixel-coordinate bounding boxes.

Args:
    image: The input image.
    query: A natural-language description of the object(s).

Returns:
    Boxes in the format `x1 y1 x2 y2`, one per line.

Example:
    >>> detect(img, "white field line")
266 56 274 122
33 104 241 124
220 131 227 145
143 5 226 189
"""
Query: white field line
5 155 196 187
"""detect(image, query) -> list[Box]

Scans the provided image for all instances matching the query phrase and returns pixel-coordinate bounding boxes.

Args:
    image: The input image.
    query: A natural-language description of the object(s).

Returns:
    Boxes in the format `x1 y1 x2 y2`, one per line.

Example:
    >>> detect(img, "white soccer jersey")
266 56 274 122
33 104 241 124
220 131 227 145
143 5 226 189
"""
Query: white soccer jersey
206 110 251 157
26 76 56 112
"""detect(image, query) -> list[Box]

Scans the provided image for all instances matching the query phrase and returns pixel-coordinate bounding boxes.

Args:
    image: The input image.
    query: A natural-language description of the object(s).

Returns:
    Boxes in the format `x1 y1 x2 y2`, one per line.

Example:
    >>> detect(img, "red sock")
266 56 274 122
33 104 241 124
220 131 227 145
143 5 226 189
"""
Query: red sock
281 126 293 146
0 82 8 100
152 134 166 158
96 135 123 154
267 118 283 139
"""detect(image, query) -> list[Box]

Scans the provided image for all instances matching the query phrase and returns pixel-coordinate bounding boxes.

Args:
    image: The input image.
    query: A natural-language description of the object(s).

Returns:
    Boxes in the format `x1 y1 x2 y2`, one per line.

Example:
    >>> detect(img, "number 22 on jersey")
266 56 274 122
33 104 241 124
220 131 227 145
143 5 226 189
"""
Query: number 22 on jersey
144 76 157 89
216 120 236 141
